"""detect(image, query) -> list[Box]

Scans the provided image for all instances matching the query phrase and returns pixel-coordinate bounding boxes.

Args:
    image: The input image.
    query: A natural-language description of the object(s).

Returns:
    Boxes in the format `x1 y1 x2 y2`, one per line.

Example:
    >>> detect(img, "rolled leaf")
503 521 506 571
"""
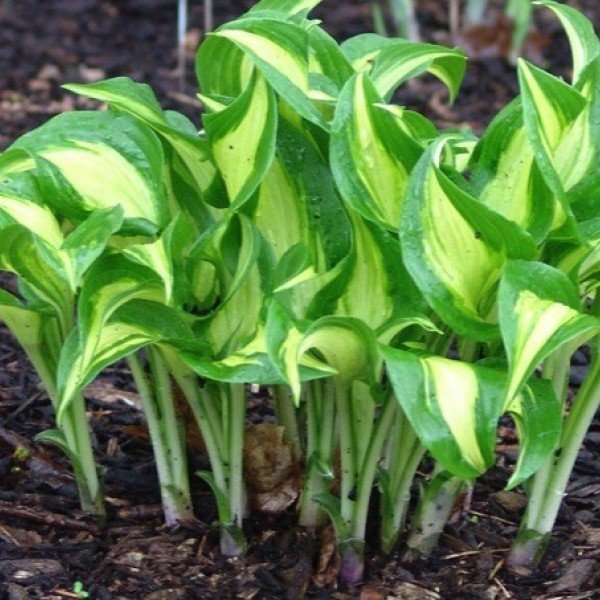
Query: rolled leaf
331 73 422 231
204 71 277 208
401 139 537 340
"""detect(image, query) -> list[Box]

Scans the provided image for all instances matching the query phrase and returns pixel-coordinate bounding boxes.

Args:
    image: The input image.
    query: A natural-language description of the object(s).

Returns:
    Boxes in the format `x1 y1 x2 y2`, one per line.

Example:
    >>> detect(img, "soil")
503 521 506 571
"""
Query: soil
1 1 600 598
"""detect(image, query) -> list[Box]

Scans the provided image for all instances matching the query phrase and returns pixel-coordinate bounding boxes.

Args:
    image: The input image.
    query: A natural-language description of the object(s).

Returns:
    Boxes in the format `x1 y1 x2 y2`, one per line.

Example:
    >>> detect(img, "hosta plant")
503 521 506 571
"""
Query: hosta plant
0 0 598 587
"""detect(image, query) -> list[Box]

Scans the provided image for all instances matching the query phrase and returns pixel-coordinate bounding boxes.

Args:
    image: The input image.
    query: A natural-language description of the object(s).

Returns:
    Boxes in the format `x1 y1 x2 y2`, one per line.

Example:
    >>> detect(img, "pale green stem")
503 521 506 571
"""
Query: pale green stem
382 438 424 554
29 345 103 518
173 375 228 496
64 393 104 518
352 393 397 541
535 350 600 534
129 352 193 526
299 379 336 528
406 473 468 558
228 383 247 528
522 351 572 530
335 380 356 527
271 384 302 456
148 349 190 501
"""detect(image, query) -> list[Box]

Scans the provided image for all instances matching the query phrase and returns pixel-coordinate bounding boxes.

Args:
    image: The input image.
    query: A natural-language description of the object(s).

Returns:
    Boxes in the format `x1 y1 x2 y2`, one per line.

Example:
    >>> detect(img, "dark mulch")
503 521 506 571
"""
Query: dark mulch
1 1 600 598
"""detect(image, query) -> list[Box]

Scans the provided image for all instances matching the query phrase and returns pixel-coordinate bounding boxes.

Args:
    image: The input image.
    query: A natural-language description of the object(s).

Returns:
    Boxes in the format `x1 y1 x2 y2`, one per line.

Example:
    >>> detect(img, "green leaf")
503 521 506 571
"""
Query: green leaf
335 213 427 337
204 71 277 208
12 111 169 227
312 493 349 541
180 327 333 385
250 0 322 16
204 18 326 128
499 260 600 402
518 59 589 235
189 215 266 357
122 213 195 305
0 289 46 348
384 346 561 484
0 148 35 178
383 346 505 479
57 300 194 421
340 35 466 101
0 188 64 248
308 26 355 92
331 73 422 231
59 206 125 291
34 429 78 464
0 225 71 324
266 300 378 400
470 99 554 243
534 0 600 85
195 471 232 524
401 139 537 341
63 77 225 208
505 377 562 488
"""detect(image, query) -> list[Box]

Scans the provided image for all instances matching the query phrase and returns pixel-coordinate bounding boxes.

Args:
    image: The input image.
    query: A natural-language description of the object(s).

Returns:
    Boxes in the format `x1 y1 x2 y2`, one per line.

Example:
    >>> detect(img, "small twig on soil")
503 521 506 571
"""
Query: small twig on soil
493 577 512 599
52 589 87 599
442 548 509 560
0 500 98 533
468 509 517 526
5 390 43 423
489 557 505 580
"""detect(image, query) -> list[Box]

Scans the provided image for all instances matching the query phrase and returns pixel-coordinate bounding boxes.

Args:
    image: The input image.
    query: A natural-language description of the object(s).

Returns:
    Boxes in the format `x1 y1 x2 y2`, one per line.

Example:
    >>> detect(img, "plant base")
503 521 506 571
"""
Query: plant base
338 544 364 586
506 529 551 572
220 523 247 557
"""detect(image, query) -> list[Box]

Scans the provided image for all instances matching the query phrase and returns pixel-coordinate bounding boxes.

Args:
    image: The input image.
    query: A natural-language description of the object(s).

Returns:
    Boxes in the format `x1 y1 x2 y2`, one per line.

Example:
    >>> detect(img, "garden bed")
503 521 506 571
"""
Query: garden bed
0 1 599 598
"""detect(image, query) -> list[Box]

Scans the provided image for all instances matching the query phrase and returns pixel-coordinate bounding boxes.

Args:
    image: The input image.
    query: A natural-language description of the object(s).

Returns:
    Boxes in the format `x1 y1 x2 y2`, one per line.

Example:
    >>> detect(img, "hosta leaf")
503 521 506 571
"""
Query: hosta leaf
267 117 351 268
383 347 504 478
189 215 266 357
0 188 64 248
518 60 589 234
59 206 125 291
331 73 422 231
470 99 554 243
505 377 562 488
250 0 322 16
0 225 70 322
383 347 561 484
122 213 195 305
253 155 314 261
0 148 35 177
57 300 194 421
12 111 169 227
535 0 600 85
256 118 352 320
190 213 262 306
0 289 46 348
335 213 426 336
204 72 277 208
266 300 379 400
63 77 224 208
371 41 466 102
340 35 466 101
180 326 333 385
72 255 166 390
269 244 317 293
78 254 165 332
401 140 537 341
206 18 326 128
308 26 355 92
499 260 600 402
